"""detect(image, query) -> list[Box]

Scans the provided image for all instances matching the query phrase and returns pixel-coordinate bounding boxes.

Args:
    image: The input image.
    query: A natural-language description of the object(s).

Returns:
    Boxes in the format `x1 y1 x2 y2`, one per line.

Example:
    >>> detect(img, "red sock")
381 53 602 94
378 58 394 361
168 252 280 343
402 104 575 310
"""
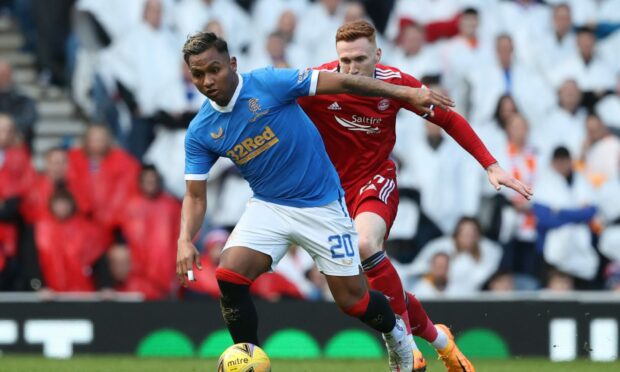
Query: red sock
343 291 370 317
364 256 412 334
406 292 438 342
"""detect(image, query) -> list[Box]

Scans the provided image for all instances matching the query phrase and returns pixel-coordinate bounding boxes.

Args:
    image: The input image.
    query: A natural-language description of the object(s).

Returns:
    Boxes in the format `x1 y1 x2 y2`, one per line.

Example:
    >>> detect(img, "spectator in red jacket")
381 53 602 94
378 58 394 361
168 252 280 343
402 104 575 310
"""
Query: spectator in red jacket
185 228 230 299
113 164 181 299
21 148 88 224
35 189 110 292
67 124 140 231
0 115 35 276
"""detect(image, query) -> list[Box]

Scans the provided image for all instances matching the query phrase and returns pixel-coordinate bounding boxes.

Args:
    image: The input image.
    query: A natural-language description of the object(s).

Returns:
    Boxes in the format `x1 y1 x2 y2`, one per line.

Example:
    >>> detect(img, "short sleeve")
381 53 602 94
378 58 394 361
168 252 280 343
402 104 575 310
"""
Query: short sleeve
184 130 218 181
262 67 319 103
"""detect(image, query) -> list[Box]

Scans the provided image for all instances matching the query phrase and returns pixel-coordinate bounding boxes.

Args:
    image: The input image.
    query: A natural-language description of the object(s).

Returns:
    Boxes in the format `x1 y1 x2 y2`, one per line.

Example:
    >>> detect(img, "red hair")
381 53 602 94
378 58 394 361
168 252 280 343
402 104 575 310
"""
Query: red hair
335 20 376 44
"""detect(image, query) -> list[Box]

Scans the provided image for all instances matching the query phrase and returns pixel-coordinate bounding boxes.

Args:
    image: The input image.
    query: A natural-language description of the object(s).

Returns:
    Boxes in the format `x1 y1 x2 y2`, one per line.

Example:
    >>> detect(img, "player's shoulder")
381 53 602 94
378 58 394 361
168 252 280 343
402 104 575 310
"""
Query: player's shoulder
187 102 213 135
246 66 274 79
313 60 339 72
245 66 302 87
375 64 405 81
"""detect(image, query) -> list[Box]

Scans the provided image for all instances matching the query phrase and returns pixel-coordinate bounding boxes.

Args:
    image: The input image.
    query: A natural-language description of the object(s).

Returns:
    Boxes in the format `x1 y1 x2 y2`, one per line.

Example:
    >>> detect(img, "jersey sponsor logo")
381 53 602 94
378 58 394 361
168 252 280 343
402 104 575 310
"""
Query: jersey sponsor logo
328 101 341 110
334 115 382 134
210 127 224 139
377 98 390 111
226 126 279 165
248 98 269 123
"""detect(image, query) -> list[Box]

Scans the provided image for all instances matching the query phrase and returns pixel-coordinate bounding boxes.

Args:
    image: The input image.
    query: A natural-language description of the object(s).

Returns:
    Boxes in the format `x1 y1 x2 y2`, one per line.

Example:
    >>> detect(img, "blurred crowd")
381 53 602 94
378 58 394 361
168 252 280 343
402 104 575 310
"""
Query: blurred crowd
1 0 620 301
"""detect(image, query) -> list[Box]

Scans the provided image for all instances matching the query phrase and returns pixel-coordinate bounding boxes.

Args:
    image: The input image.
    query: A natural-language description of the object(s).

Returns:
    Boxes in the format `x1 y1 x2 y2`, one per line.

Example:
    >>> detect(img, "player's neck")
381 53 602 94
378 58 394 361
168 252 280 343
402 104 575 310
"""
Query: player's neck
214 73 240 107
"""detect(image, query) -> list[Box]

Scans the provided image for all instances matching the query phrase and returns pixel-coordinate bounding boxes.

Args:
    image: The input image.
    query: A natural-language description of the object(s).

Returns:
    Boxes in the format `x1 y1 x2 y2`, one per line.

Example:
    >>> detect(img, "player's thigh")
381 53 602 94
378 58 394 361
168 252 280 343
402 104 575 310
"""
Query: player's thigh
222 198 291 279
354 209 388 260
324 272 368 310
291 198 361 277
350 166 399 257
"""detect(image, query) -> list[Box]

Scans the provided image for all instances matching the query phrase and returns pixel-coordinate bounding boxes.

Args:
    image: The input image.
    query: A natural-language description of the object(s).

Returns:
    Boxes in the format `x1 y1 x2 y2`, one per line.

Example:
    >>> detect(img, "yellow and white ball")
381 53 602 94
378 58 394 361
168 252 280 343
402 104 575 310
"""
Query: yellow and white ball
217 343 271 372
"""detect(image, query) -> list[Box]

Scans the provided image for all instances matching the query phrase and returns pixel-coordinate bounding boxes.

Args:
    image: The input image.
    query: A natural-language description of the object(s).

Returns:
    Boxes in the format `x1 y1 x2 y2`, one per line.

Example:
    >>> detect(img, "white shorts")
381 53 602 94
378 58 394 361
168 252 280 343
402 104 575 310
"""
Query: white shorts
224 197 361 276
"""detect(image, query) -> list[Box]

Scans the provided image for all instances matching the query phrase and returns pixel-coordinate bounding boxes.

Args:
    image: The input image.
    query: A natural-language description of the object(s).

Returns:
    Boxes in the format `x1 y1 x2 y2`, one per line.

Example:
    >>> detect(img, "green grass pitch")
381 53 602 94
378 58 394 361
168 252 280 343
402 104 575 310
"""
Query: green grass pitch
1 356 620 372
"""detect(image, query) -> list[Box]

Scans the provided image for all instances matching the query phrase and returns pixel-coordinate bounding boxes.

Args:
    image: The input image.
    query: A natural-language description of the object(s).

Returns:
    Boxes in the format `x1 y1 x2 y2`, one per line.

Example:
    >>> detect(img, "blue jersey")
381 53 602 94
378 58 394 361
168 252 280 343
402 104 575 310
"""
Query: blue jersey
184 67 343 208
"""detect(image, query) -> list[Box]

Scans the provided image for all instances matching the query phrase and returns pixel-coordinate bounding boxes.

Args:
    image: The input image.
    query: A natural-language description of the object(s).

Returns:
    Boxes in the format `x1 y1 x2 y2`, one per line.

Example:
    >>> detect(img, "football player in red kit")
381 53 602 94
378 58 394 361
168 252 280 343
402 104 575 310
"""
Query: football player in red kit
298 20 532 372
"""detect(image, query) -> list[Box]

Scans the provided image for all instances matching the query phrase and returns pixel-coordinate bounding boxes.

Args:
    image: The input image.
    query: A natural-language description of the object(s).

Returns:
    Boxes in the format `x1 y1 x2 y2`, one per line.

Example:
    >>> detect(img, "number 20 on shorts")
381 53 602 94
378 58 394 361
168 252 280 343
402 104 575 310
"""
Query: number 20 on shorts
328 234 355 258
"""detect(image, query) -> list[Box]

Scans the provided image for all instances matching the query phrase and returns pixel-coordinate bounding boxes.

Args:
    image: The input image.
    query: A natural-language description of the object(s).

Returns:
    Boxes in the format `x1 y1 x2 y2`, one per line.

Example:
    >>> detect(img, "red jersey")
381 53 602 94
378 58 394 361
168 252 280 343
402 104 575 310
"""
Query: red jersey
298 61 496 194
298 62 423 191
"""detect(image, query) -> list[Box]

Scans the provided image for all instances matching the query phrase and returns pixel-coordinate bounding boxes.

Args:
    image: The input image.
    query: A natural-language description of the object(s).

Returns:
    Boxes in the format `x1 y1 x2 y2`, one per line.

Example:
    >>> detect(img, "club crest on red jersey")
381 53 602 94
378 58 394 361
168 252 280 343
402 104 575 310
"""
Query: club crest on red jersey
377 99 390 111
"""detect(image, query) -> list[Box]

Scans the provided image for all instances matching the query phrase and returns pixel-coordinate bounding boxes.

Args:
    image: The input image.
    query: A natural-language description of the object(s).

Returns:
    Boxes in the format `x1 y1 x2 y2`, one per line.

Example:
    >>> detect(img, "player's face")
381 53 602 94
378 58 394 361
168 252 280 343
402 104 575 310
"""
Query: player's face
336 37 381 77
188 48 238 105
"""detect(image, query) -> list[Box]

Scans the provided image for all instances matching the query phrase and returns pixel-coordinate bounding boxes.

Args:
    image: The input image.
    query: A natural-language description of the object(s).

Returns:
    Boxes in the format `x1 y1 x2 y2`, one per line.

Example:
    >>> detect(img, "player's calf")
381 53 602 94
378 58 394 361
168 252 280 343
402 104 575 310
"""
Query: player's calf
363 251 413 334
215 267 260 346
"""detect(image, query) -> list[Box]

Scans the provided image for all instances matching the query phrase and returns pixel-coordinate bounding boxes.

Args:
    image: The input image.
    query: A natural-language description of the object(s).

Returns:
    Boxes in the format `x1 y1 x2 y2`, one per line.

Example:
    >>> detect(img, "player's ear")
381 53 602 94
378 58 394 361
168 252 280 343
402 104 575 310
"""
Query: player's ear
375 48 382 64
230 56 237 72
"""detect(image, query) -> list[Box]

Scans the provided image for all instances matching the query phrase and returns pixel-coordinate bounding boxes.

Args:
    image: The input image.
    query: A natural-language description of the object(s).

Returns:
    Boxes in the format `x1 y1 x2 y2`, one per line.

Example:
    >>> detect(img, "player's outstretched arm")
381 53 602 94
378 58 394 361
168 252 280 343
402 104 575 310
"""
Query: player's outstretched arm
177 180 207 287
314 71 454 117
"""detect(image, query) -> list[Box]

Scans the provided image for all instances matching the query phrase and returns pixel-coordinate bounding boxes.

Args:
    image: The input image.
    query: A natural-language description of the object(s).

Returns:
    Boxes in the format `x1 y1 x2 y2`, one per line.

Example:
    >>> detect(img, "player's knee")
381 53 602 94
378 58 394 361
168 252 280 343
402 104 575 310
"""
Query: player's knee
358 235 381 260
333 282 368 313
215 267 253 286
217 247 271 280
340 290 370 317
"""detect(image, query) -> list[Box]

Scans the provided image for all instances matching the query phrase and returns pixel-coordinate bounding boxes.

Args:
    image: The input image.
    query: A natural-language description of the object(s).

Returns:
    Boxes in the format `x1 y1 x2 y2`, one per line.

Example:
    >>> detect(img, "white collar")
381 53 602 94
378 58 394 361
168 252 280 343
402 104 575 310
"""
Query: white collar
209 72 243 113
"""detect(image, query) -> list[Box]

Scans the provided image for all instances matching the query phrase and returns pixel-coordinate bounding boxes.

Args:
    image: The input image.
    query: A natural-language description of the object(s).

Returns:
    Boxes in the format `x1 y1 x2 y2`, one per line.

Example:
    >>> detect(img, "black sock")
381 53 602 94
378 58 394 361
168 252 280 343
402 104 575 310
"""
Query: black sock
217 279 260 345
360 290 397 333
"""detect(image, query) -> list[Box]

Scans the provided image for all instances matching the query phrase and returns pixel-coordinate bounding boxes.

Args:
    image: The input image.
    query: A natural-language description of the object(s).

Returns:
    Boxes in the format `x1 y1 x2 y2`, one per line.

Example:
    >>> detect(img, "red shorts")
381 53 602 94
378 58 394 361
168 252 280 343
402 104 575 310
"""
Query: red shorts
344 160 399 239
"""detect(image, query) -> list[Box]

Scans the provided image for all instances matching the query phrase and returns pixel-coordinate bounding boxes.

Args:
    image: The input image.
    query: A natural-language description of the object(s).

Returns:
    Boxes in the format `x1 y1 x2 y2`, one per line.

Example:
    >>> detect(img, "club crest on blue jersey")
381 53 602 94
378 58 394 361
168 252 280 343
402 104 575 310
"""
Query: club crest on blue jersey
248 98 269 123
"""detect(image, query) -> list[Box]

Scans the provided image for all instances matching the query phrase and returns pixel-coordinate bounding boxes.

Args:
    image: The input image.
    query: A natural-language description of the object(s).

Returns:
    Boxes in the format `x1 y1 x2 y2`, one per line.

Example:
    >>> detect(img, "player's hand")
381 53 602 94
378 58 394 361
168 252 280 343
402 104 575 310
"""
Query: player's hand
486 163 533 200
409 87 455 117
177 239 202 287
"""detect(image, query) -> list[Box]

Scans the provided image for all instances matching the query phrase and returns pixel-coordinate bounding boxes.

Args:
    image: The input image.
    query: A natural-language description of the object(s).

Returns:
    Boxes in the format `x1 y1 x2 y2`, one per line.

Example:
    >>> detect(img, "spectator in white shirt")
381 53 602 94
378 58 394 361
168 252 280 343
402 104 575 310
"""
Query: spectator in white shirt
440 8 492 116
595 74 620 133
173 0 251 57
496 0 552 65
390 24 441 80
550 26 616 101
531 79 587 165
466 33 555 128
410 252 450 298
533 3 577 84
96 0 185 158
532 147 599 281
247 32 295 71
580 114 620 188
251 0 308 42
406 217 503 296
497 113 539 278
296 0 345 66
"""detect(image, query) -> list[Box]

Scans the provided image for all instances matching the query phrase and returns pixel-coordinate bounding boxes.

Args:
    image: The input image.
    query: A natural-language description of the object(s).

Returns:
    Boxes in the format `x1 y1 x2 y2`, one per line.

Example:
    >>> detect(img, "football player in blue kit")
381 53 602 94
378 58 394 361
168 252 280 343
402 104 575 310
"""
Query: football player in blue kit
176 32 453 371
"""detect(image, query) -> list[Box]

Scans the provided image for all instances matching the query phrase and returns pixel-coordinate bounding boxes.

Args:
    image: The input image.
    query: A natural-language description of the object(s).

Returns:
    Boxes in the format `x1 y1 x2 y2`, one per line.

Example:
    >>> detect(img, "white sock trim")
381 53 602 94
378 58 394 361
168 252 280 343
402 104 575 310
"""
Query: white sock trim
384 317 407 346
431 326 449 350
